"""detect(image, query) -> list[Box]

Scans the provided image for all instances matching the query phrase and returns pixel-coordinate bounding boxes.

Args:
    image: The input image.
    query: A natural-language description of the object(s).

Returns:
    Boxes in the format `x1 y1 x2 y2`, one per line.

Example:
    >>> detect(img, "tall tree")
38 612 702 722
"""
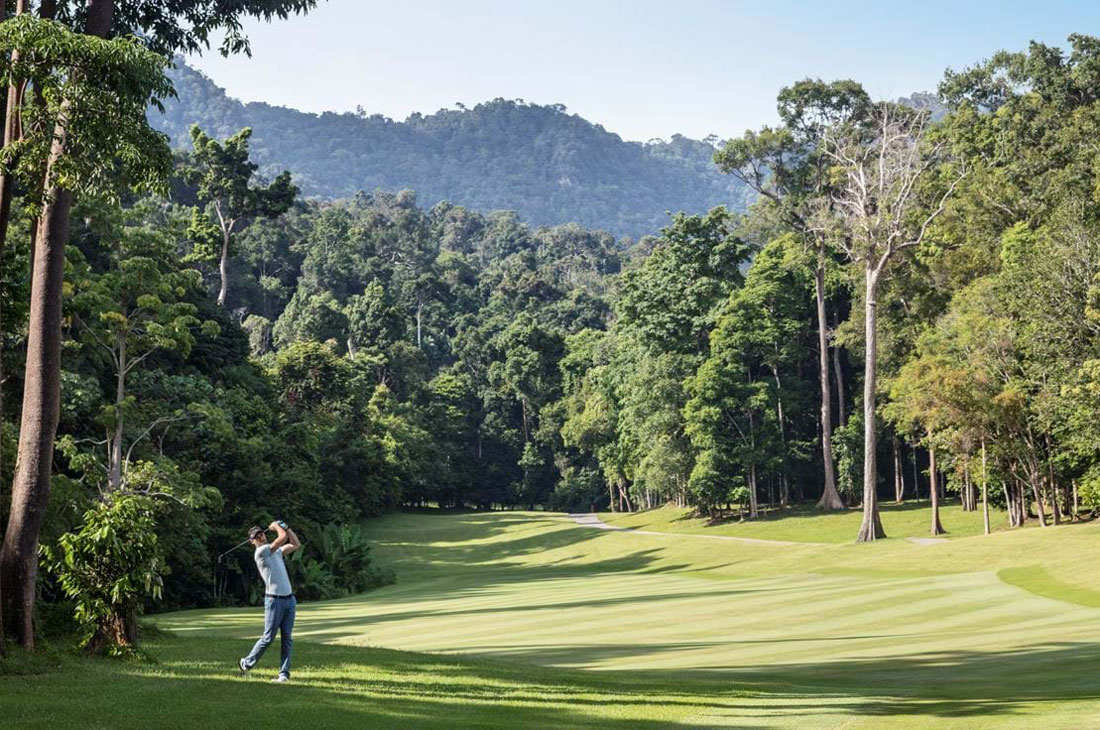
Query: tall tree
183 125 295 307
715 79 870 510
3 0 317 649
71 202 217 492
1 3 176 648
821 103 963 542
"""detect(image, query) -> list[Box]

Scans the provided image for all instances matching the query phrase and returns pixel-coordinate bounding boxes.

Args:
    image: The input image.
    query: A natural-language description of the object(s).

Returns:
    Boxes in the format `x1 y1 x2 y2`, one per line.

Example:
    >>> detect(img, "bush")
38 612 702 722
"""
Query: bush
729 485 751 518
547 467 606 512
1077 467 1100 509
290 522 395 600
43 494 163 655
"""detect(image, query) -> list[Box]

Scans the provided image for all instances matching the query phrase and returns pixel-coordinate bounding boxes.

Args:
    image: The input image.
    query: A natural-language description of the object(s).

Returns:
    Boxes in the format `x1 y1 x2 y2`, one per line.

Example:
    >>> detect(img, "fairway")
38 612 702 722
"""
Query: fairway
599 501 1014 543
60 509 1091 728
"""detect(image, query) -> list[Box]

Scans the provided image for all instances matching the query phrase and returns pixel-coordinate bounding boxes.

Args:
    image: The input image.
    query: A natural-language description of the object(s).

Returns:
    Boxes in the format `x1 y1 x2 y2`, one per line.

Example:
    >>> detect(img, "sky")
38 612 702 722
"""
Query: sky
185 0 1100 143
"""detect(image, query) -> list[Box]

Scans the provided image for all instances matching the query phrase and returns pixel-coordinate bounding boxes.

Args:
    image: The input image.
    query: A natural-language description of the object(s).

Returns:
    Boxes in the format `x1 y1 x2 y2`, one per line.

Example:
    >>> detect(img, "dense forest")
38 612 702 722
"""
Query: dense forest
2 0 1100 658
149 62 754 236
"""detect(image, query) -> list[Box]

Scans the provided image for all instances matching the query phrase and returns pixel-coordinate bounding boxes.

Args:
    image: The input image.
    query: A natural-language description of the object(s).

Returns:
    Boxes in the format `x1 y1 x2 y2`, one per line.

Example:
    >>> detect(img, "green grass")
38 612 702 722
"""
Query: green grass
7 508 1100 728
601 501 1012 543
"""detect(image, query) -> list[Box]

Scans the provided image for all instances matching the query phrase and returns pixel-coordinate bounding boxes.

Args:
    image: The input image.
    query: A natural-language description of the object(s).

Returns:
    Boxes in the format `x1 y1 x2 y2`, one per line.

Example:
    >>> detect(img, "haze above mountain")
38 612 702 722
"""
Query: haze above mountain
148 63 753 238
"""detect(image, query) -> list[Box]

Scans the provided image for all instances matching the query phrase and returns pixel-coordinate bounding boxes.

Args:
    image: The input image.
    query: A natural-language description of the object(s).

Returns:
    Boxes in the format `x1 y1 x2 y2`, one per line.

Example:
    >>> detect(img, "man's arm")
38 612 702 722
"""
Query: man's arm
282 527 302 557
268 521 302 556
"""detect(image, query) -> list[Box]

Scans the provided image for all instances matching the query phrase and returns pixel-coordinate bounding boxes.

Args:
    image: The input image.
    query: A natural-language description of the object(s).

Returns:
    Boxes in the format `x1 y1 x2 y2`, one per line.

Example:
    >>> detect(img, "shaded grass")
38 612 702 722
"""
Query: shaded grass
7 632 1100 729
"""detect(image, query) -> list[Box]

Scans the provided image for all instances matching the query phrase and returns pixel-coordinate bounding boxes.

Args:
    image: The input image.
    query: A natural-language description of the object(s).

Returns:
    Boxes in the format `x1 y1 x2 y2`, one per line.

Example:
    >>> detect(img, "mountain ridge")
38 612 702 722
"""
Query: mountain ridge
148 62 753 237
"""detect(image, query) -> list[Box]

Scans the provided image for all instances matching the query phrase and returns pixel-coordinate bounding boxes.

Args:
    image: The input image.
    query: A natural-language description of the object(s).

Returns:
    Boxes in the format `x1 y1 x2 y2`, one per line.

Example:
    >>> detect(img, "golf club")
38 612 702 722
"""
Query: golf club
213 535 254 602
217 537 252 564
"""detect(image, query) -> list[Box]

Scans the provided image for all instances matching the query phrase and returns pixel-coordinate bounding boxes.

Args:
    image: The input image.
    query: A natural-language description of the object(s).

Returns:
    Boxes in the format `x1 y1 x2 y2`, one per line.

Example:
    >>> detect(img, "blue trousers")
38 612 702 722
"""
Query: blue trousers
243 595 296 678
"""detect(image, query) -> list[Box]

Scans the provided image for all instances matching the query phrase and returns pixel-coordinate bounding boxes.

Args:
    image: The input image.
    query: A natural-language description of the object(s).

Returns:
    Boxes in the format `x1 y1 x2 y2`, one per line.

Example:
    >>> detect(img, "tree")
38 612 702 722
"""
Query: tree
2 5 175 648
685 237 810 517
716 79 870 510
43 493 162 654
885 350 953 535
71 201 218 492
184 125 296 307
820 103 963 542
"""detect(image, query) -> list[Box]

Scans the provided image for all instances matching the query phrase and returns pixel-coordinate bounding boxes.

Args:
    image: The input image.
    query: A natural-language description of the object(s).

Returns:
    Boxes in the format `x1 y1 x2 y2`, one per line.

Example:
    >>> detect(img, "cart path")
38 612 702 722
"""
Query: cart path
567 512 949 546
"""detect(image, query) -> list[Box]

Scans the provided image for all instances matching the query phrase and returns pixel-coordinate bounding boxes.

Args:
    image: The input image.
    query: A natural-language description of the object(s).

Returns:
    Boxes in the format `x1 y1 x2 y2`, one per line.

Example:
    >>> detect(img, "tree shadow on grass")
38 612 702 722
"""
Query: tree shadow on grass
375 638 1100 722
149 638 1100 725
20 633 1100 728
1 636 763 730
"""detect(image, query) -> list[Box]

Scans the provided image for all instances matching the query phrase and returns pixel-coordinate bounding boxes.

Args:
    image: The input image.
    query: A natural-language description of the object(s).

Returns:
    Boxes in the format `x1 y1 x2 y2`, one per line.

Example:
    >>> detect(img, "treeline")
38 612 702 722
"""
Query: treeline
551 35 1100 541
150 61 754 237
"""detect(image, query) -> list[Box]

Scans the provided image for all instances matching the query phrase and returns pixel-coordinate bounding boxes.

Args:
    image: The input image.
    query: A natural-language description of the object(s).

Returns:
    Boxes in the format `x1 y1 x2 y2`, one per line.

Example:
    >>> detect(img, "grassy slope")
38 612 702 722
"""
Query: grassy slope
601 501 1013 543
8 509 1100 728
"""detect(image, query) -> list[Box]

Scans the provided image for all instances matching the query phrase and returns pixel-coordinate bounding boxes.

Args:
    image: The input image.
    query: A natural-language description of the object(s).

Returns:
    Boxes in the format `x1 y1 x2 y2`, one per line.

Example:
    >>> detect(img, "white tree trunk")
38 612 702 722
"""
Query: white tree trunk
856 264 885 541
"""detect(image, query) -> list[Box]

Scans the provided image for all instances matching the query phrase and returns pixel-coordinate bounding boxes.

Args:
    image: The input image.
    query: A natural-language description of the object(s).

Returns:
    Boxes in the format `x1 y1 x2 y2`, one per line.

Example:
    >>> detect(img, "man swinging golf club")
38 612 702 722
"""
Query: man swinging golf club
238 520 301 682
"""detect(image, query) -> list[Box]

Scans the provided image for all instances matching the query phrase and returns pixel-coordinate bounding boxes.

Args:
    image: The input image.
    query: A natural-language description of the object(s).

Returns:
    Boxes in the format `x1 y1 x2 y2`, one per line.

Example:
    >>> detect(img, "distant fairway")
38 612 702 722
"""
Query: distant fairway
600 501 1014 543
9 508 1100 728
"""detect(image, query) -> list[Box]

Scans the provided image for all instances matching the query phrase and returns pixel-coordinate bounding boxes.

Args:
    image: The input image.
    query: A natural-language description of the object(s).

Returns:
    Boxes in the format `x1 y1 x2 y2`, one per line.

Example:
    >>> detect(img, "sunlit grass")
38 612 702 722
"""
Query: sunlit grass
600 501 1014 543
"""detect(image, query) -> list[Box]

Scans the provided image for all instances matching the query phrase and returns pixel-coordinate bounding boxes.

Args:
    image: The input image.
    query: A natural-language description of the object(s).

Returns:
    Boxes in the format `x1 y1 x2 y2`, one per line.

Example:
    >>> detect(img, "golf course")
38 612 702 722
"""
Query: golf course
3 504 1100 729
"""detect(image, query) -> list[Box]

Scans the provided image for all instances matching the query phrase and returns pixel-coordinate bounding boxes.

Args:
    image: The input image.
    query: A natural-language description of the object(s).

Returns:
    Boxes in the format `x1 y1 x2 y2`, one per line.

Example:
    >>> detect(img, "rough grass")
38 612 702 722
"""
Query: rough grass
600 501 1013 543
7 508 1100 728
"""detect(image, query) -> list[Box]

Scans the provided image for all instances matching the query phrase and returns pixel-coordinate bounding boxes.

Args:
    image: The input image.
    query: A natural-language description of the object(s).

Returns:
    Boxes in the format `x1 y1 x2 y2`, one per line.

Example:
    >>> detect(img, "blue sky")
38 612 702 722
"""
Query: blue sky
186 0 1100 142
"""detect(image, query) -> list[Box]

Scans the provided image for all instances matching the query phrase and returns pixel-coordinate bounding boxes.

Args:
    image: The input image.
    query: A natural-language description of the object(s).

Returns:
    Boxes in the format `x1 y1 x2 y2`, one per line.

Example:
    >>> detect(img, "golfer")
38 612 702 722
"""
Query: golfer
238 520 301 682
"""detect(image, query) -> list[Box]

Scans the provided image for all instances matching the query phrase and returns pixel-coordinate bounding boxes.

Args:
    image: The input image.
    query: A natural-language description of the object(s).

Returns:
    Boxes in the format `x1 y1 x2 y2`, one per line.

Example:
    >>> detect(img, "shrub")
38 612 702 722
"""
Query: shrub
44 494 163 655
548 467 605 512
290 522 395 600
729 485 751 518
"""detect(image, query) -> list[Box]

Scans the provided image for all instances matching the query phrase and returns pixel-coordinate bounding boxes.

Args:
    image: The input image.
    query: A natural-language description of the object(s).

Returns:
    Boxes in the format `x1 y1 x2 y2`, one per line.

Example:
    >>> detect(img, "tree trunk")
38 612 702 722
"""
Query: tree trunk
85 610 136 656
416 298 423 349
217 226 230 306
618 479 632 512
23 0 58 285
747 400 760 519
1 0 114 649
1002 482 1015 528
1045 437 1060 525
1 186 71 650
108 333 125 490
1017 481 1026 527
893 437 904 503
832 319 846 427
770 363 788 506
1029 462 1047 527
748 462 759 519
856 265 885 542
0 0 23 656
962 457 971 511
981 439 990 536
928 443 944 535
814 248 843 510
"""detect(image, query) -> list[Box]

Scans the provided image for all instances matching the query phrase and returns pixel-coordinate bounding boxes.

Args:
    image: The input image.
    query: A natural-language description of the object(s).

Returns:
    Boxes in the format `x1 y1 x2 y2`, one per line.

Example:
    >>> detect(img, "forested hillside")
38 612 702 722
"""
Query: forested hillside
149 62 753 237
